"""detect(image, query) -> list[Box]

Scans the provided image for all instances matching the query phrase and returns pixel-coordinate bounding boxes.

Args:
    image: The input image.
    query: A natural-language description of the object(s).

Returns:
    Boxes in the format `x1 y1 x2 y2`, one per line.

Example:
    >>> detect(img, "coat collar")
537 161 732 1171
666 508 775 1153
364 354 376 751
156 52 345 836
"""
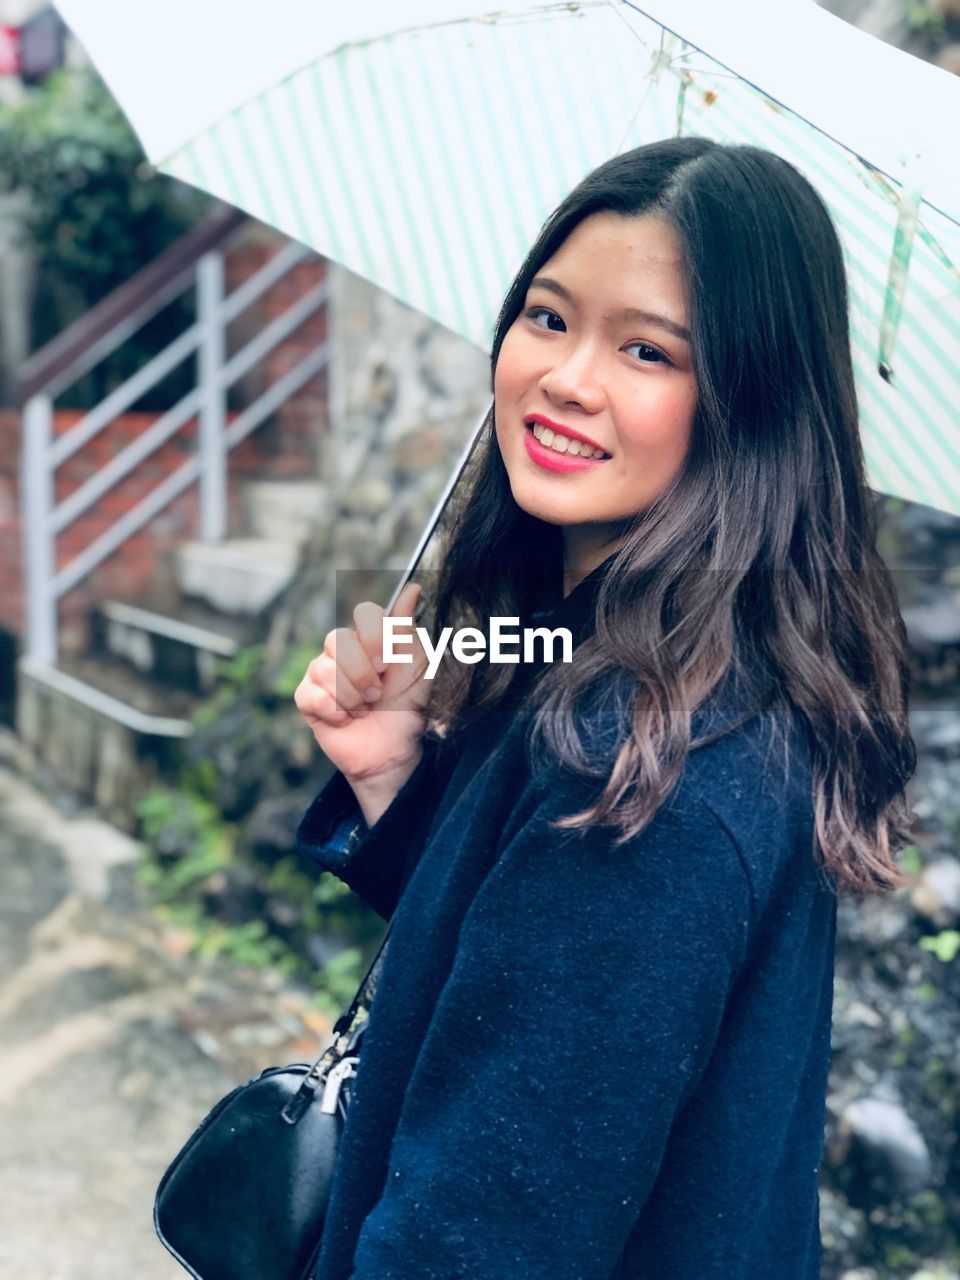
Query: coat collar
528 552 616 648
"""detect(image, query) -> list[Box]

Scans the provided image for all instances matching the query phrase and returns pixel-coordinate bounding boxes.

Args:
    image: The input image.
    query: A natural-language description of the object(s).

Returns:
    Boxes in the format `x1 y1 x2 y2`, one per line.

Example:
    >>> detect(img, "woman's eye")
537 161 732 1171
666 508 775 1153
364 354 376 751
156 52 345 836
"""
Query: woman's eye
625 341 669 365
526 306 564 332
525 308 670 366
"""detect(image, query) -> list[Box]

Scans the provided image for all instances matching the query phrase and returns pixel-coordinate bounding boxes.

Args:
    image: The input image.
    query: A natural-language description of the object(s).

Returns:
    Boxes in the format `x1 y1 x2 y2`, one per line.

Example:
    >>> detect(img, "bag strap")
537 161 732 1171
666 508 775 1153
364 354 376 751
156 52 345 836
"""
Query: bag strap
329 921 392 1041
281 564 437 1121
280 919 393 1123
318 727 449 1054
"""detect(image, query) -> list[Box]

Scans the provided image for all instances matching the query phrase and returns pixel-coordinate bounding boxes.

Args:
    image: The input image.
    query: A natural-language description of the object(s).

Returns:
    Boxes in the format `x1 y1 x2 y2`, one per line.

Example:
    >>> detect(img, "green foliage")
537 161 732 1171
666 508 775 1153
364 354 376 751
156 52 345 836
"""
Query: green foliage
156 900 299 973
921 1058 958 1123
260 855 355 959
136 775 367 1010
135 786 233 899
0 64 211 407
884 1241 919 1271
194 918 298 972
899 844 923 876
134 630 379 1014
217 644 266 690
912 1189 949 1230
181 757 221 804
271 641 319 698
905 0 949 41
919 930 960 964
264 856 315 899
266 855 352 918
191 645 268 731
308 946 366 1023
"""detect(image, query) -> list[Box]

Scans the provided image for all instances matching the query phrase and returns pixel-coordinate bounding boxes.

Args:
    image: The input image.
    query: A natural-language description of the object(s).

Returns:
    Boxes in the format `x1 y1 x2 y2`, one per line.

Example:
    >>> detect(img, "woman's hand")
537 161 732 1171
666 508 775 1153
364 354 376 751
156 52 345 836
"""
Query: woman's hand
294 582 431 802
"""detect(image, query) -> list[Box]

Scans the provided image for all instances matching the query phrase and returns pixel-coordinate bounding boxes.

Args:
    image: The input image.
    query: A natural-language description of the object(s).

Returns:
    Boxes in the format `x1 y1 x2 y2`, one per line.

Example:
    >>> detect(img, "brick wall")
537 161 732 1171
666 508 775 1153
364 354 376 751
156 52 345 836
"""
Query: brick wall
1 228 329 655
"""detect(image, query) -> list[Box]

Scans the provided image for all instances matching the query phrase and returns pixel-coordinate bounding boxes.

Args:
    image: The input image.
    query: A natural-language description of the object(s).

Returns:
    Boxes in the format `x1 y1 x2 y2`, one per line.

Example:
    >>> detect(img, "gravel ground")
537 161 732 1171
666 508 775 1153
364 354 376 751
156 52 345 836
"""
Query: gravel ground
0 741 331 1280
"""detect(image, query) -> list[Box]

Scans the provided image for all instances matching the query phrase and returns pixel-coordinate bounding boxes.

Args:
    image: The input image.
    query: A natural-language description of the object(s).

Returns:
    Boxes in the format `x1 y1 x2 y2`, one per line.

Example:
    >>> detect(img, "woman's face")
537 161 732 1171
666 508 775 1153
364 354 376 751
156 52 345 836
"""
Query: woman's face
494 210 698 569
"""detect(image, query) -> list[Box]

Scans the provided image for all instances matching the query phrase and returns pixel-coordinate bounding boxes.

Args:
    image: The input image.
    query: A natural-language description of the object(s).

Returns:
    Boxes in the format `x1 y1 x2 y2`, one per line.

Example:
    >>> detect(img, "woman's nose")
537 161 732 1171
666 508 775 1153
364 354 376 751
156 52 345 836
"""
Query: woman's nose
538 344 604 414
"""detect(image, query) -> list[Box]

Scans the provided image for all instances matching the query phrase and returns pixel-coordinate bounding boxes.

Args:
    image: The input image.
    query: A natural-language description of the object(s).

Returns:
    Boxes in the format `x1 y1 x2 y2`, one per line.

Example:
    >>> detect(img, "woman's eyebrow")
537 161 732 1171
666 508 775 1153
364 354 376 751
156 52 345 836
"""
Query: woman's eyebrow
528 275 691 343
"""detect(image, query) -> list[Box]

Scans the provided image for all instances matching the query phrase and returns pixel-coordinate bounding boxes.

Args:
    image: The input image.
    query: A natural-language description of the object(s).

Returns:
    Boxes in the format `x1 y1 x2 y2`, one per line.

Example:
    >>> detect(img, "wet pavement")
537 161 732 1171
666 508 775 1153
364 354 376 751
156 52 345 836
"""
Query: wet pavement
0 732 332 1280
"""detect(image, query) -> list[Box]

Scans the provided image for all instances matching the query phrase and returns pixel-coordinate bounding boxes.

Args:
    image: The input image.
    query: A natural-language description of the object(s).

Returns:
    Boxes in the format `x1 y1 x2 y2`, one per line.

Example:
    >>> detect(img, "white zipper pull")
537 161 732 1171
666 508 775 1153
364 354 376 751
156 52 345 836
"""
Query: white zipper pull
319 1056 359 1115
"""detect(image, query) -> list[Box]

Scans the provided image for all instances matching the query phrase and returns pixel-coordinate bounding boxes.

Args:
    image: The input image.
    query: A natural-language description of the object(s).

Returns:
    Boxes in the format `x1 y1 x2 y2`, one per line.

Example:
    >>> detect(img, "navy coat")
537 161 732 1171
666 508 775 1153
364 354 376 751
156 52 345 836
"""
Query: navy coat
296 558 837 1279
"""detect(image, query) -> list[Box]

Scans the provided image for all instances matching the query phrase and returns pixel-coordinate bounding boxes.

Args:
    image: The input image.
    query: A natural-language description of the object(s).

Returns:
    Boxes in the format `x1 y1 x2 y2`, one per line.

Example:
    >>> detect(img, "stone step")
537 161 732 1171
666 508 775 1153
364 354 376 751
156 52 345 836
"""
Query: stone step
175 539 300 616
16 654 198 832
92 598 254 695
244 479 329 545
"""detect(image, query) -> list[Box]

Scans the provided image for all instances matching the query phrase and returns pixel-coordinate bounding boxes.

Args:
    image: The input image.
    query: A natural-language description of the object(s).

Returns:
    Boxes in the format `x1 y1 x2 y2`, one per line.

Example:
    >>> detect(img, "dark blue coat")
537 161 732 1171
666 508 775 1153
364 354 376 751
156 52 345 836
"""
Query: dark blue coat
296 560 837 1279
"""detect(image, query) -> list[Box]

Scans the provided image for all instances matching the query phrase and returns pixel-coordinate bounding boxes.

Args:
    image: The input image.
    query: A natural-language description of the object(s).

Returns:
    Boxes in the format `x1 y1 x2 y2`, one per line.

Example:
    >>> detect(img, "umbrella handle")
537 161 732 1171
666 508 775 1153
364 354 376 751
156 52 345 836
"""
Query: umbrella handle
383 393 493 620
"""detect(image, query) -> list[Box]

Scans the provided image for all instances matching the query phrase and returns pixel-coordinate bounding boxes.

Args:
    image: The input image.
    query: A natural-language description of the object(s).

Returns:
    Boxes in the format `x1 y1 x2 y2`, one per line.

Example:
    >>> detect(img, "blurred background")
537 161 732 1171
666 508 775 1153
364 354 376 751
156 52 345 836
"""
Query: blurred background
0 2 957 1277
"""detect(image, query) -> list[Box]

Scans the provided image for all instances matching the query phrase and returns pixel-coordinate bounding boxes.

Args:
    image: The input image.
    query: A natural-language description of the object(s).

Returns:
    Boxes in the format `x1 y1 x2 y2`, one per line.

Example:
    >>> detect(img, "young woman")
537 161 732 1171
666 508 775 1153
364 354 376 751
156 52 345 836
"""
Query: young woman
293 137 917 1279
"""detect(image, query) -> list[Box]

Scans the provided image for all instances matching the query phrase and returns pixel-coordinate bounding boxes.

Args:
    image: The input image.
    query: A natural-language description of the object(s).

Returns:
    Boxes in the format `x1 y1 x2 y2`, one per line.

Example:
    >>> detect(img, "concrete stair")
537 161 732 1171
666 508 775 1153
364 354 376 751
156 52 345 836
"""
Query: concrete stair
245 480 328 544
92 598 249 695
175 539 300 616
16 476 321 828
17 655 193 831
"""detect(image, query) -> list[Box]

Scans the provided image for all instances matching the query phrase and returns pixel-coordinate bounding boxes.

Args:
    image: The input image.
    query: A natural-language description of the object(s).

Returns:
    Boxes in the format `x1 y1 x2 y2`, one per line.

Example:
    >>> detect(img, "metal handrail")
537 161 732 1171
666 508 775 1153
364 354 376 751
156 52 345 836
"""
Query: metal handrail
49 323 203 468
21 222 328 665
18 205 246 404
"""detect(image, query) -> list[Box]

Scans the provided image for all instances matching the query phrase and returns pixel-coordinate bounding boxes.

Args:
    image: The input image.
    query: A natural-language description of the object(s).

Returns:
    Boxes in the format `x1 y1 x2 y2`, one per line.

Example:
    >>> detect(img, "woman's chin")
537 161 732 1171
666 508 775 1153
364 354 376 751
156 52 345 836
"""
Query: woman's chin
507 486 590 529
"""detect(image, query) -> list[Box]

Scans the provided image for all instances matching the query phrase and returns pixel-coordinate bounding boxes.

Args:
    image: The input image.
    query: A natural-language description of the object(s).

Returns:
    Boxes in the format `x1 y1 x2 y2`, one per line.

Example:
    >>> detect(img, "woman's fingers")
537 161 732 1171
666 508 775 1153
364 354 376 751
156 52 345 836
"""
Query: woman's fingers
353 600 387 676
332 580 423 695
322 627 383 707
390 580 423 622
308 646 371 718
294 581 429 735
294 666 351 725
384 581 425 672
355 582 424 678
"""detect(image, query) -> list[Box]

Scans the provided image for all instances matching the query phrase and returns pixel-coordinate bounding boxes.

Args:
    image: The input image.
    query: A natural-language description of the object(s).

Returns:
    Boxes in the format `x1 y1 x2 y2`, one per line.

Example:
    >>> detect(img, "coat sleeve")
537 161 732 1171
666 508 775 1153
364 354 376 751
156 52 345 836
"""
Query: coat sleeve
295 733 454 921
347 771 756 1279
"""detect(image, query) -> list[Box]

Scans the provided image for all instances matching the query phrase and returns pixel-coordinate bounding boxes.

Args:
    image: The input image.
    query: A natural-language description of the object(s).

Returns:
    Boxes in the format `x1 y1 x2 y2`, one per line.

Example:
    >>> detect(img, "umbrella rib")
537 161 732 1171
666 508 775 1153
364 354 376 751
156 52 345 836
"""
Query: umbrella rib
610 15 670 154
334 1 613 53
616 0 960 232
157 3 612 168
606 0 655 54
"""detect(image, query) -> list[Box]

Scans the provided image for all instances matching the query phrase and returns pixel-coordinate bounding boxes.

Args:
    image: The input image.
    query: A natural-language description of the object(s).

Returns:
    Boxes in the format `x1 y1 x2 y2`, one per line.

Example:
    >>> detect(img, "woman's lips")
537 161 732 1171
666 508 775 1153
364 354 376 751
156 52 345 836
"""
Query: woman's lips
523 423 611 473
526 414 607 453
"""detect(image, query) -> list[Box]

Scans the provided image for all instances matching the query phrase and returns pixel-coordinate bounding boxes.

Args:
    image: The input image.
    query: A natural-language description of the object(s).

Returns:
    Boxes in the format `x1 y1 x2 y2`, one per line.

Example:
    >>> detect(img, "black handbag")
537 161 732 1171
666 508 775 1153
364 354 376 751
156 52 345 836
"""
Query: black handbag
153 921 393 1280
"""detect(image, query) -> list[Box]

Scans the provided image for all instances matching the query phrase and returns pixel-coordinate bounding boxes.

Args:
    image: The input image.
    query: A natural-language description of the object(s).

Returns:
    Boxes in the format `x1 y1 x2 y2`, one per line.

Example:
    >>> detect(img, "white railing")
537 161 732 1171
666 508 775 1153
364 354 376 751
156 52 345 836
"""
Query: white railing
20 223 329 665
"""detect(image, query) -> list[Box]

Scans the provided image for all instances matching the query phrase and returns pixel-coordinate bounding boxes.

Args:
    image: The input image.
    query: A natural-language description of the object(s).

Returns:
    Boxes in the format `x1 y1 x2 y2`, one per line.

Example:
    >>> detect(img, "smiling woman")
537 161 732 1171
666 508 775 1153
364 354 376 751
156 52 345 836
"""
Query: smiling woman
294 135 918 1280
495 210 698 575
421 137 915 897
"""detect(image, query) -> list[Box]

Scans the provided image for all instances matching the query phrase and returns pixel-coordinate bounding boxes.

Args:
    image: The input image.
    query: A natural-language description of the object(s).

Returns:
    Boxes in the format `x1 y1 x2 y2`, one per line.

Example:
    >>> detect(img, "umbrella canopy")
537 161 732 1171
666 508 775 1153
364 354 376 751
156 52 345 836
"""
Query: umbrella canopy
55 0 960 522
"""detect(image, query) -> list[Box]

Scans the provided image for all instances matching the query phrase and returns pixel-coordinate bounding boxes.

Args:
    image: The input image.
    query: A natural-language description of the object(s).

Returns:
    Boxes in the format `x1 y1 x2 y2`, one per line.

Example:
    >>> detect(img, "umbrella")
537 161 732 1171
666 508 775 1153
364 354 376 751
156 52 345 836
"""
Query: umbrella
53 0 960 593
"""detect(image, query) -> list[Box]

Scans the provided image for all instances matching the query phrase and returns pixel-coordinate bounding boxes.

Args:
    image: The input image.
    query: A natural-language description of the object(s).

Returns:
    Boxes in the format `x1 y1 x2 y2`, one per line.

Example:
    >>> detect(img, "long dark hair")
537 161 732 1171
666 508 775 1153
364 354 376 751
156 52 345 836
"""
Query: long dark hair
419 136 917 898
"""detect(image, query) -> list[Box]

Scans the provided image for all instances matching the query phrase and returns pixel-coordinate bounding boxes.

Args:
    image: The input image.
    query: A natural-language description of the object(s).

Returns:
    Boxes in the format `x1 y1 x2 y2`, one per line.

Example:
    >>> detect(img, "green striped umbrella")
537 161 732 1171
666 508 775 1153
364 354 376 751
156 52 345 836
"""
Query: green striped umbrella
56 0 960 517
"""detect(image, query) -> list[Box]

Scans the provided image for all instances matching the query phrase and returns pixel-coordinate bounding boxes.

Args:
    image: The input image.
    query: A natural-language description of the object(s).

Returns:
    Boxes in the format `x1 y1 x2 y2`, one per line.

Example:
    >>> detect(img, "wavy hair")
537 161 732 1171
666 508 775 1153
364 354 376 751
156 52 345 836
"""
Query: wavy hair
418 136 917 898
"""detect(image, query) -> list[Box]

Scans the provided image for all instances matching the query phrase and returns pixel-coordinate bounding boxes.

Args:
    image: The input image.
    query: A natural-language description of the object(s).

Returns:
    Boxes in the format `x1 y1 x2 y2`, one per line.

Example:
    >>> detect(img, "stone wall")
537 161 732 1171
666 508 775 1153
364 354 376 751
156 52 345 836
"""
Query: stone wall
277 264 491 647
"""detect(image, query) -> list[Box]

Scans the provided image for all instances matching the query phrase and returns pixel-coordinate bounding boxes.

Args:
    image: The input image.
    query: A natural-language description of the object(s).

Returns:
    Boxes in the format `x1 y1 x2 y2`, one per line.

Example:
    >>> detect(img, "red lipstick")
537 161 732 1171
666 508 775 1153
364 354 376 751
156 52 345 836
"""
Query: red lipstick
523 420 611 473
524 414 609 455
